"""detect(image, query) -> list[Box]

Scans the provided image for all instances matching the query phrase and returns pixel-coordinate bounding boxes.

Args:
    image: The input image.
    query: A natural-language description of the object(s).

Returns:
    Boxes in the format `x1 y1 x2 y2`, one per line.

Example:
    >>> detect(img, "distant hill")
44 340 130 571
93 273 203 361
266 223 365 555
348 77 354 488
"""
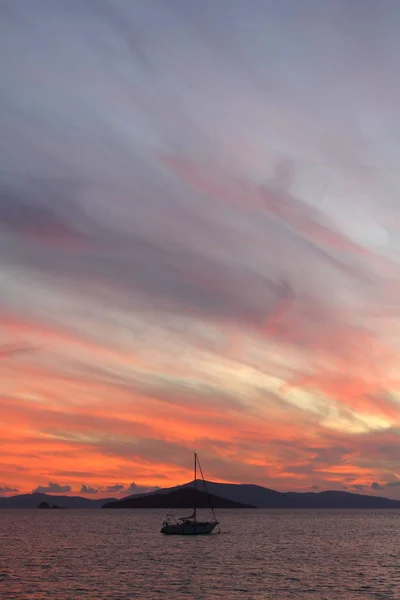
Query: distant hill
0 492 117 509
103 487 254 509
124 480 400 509
2 481 400 509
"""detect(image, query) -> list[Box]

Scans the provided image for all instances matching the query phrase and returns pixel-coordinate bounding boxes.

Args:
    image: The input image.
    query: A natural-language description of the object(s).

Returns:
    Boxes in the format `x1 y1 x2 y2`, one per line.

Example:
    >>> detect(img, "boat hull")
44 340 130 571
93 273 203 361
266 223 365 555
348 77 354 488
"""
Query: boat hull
161 521 218 535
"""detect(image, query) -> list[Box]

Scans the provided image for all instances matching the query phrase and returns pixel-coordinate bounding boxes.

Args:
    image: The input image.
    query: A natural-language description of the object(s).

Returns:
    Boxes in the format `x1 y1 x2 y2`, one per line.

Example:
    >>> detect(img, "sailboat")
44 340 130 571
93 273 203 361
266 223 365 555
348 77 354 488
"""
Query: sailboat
160 453 220 535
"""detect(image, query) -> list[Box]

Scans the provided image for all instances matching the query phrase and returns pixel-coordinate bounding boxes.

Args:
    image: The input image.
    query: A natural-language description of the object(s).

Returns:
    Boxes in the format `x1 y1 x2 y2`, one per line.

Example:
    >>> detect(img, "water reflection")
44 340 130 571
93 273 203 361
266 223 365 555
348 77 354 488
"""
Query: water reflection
1 509 400 599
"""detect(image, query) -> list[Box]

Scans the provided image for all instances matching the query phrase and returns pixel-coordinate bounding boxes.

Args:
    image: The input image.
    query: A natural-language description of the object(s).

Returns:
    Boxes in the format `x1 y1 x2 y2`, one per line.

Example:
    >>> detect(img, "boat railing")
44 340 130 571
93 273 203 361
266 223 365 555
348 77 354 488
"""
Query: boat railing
163 514 178 525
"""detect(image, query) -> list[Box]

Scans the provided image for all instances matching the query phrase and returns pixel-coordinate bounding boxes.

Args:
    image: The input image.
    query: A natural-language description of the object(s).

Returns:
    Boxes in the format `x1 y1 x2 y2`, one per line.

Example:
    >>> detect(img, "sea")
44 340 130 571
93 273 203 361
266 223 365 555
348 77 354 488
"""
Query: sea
1 508 400 599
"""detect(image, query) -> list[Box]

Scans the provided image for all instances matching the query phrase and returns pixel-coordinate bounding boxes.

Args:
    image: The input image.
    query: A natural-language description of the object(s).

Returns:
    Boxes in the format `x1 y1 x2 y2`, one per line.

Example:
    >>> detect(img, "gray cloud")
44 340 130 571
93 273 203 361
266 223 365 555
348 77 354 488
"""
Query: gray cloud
0 180 88 242
79 482 161 496
371 481 383 490
102 484 125 492
126 482 161 495
0 486 18 493
33 482 71 493
80 484 99 494
2 203 297 331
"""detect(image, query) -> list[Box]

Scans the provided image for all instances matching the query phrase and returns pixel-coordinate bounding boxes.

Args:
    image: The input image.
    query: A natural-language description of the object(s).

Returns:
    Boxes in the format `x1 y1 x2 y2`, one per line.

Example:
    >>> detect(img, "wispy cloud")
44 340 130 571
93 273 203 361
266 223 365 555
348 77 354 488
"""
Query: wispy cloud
386 480 400 487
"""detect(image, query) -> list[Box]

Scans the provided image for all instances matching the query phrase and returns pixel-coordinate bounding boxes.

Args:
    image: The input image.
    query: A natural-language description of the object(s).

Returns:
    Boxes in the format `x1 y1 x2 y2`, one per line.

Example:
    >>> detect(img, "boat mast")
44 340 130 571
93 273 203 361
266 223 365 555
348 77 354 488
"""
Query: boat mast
193 452 197 521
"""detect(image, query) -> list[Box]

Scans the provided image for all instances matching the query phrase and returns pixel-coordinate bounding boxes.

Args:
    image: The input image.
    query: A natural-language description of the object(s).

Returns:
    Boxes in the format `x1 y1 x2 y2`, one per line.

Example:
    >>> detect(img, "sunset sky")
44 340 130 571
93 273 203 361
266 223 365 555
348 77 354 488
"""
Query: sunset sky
1 0 400 499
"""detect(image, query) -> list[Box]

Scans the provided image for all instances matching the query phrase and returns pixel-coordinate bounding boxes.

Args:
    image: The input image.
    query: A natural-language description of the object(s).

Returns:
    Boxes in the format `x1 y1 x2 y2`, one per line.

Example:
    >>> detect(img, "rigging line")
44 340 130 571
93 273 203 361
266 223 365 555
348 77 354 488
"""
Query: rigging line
193 451 197 521
196 454 217 522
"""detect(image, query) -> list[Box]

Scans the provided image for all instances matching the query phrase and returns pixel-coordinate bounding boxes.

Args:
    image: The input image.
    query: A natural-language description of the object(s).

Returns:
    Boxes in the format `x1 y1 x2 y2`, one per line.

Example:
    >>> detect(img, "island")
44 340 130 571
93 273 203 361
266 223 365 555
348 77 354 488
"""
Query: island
37 501 65 509
102 487 254 509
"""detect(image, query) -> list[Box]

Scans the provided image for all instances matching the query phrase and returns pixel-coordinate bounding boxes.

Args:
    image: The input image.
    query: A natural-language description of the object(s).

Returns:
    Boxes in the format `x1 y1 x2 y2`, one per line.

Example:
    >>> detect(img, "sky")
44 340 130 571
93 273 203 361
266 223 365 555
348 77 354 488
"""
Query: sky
1 0 400 499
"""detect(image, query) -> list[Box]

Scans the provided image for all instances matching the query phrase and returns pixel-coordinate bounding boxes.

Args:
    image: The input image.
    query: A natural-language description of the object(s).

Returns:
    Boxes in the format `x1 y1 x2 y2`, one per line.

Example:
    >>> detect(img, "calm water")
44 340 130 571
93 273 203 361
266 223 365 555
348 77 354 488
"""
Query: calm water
1 509 400 599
